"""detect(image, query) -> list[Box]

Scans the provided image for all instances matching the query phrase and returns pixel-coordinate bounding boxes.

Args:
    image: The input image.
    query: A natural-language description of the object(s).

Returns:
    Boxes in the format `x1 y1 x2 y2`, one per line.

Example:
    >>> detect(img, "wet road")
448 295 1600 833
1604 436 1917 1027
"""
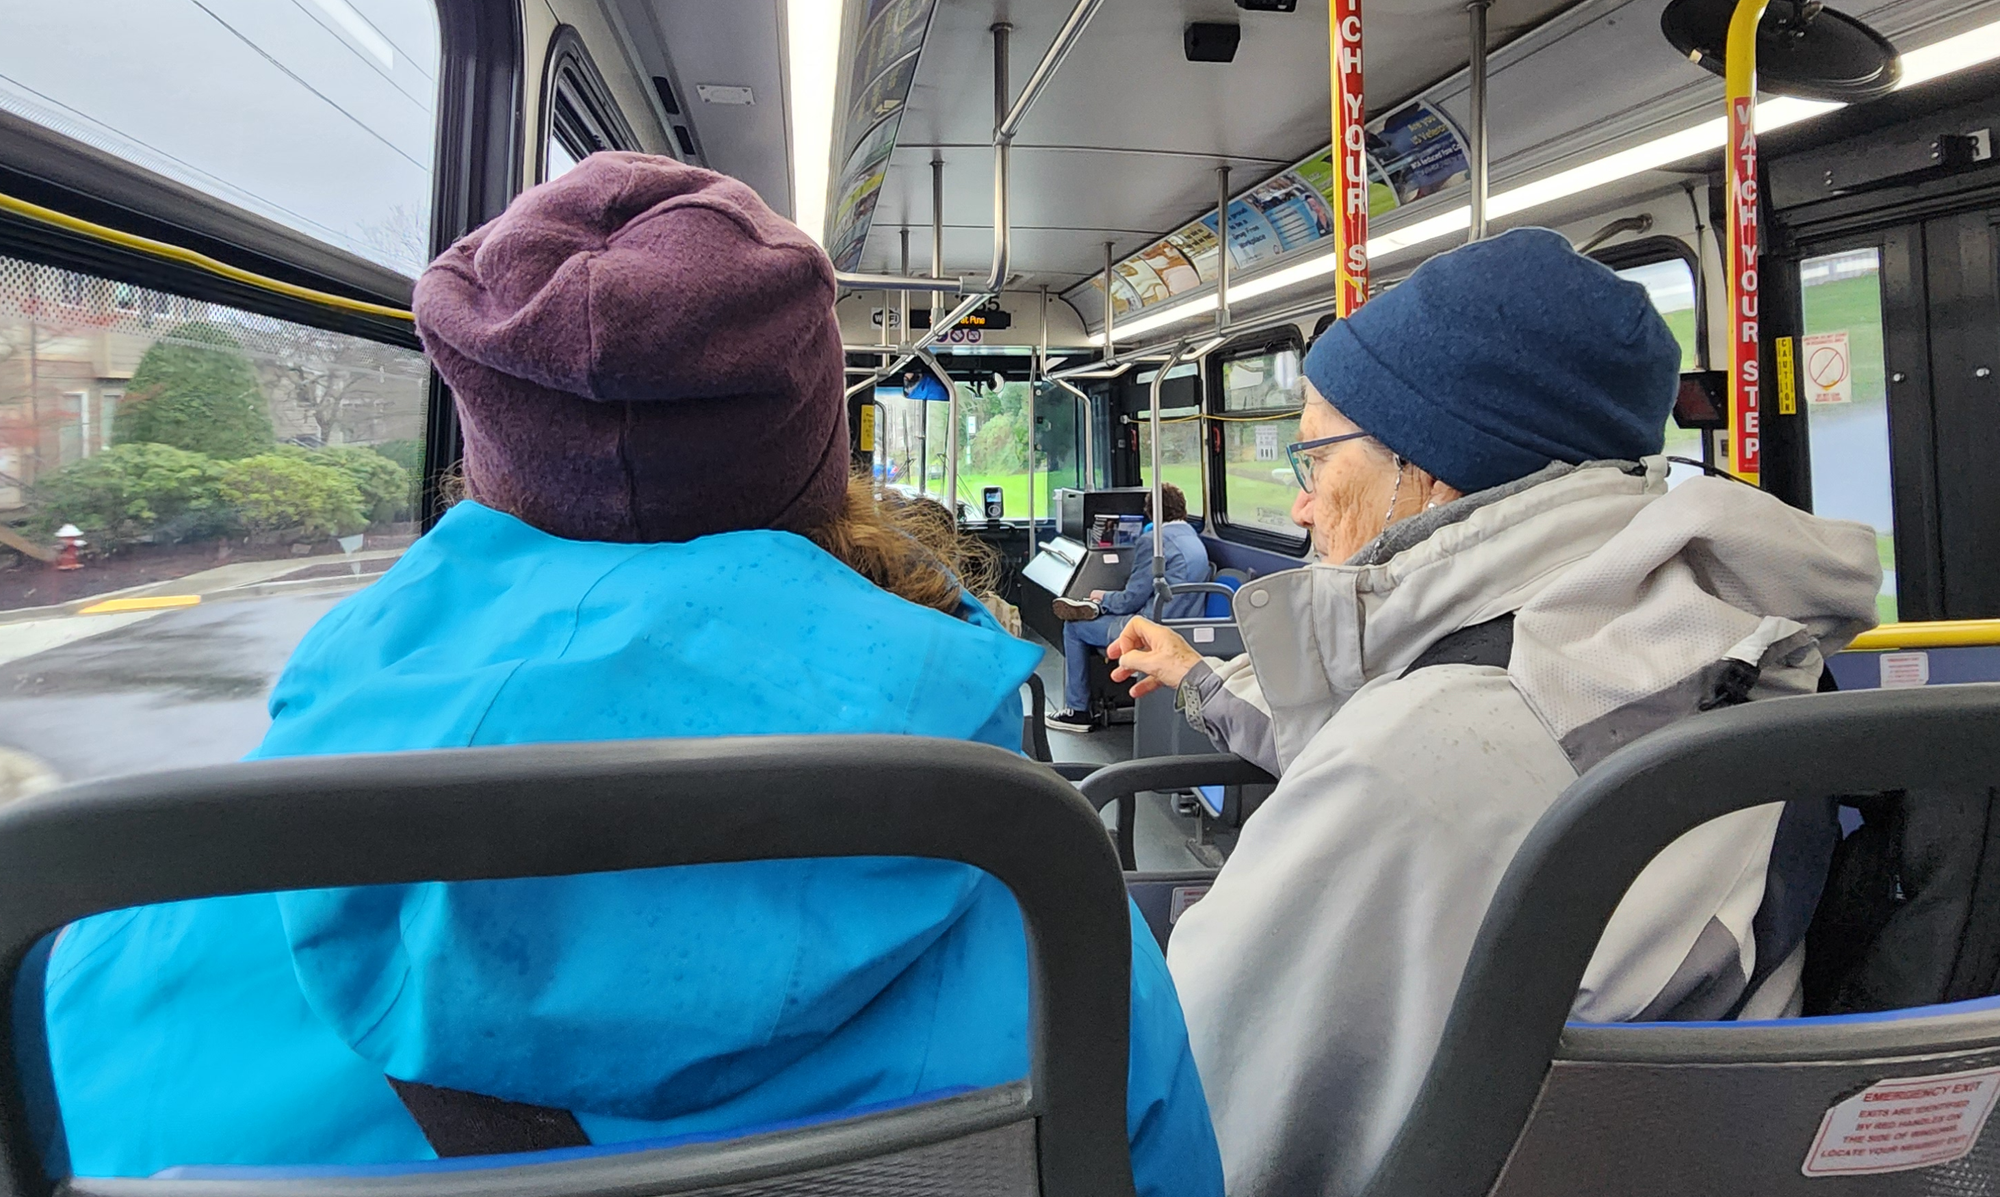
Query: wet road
0 590 349 787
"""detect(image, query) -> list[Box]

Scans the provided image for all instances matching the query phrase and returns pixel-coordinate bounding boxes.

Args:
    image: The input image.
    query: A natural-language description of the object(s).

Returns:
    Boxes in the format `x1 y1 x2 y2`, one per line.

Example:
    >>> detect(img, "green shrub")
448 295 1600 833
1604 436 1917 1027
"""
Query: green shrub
30 444 232 546
266 444 412 525
219 454 366 541
969 411 1028 474
115 323 274 459
371 438 424 476
315 446 412 525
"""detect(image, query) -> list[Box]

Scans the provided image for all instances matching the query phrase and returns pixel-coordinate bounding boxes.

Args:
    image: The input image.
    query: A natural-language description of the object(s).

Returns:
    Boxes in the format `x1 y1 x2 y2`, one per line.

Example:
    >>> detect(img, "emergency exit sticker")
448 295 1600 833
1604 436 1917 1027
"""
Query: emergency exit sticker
1803 1066 2000 1176
1880 652 1931 689
1804 331 1853 406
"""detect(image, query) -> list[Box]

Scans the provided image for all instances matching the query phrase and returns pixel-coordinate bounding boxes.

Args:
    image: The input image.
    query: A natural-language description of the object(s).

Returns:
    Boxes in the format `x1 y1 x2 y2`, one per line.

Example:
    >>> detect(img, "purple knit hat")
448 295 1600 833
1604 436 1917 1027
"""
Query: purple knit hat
413 152 849 543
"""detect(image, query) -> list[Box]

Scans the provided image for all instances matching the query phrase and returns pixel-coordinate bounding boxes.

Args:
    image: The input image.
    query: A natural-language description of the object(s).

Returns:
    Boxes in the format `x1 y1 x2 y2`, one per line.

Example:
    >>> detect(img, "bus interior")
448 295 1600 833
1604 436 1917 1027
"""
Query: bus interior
2 0 2000 1191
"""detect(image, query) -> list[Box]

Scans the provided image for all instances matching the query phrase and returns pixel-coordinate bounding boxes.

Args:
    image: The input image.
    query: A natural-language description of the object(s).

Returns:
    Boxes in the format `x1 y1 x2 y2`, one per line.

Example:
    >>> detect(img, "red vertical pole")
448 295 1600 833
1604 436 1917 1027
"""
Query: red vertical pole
1725 0 1769 484
1332 0 1368 316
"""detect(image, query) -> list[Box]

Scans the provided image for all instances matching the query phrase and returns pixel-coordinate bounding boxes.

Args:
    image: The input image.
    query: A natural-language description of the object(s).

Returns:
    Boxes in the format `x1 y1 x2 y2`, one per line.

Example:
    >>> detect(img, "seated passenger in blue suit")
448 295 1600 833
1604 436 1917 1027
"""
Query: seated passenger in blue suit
30 154 1222 1197
1046 484 1210 732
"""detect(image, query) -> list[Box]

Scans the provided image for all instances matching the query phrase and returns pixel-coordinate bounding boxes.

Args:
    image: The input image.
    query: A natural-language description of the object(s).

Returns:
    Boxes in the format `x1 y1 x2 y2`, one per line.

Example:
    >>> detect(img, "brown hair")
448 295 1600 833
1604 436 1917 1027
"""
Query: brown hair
445 466 992 615
802 477 1000 614
1153 483 1188 525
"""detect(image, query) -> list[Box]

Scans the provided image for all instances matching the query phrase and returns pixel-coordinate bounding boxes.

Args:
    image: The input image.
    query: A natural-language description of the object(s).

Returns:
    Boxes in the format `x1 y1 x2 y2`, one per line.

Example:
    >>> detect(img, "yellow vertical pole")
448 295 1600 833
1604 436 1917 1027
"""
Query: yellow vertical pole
1724 0 1769 484
1331 0 1368 316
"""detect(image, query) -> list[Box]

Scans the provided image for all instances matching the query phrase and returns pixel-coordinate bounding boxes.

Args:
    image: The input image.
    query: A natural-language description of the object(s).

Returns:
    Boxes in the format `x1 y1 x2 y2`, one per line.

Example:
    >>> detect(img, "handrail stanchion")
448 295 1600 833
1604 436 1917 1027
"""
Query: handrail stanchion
1148 341 1191 617
1214 167 1231 330
1467 0 1492 240
1102 239 1117 365
1032 285 1046 555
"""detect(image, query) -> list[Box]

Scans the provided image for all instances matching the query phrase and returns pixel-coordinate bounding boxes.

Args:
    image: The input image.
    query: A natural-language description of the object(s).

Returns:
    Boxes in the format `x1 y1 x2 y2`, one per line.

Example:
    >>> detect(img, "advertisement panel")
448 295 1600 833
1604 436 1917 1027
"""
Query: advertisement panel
1088 98 1471 317
1369 102 1469 206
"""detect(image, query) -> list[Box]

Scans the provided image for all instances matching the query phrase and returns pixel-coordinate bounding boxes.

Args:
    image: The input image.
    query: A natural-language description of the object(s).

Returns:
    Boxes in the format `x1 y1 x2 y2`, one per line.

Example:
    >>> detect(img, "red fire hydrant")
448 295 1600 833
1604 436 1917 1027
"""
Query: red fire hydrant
54 524 84 571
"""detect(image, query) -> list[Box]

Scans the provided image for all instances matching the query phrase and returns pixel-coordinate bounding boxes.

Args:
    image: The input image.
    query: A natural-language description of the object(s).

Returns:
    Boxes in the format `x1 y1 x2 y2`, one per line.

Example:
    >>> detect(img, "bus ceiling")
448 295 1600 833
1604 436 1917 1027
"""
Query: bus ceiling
740 0 2000 354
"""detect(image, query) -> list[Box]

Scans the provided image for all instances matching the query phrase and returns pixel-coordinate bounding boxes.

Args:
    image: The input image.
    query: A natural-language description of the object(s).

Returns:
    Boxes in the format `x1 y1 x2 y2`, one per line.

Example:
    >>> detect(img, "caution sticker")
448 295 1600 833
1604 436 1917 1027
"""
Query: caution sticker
1803 1066 2000 1177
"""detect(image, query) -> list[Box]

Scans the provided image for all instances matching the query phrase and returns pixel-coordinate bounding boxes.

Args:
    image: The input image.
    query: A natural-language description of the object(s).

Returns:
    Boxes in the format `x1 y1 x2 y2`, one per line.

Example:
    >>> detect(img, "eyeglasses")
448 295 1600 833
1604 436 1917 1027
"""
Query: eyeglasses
1286 431 1372 492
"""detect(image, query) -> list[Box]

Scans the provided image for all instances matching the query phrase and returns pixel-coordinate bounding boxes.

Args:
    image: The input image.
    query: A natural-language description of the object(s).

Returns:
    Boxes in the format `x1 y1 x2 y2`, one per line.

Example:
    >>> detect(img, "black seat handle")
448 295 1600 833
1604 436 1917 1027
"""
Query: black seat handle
1363 683 2000 1197
1078 754 1276 869
0 736 1138 1197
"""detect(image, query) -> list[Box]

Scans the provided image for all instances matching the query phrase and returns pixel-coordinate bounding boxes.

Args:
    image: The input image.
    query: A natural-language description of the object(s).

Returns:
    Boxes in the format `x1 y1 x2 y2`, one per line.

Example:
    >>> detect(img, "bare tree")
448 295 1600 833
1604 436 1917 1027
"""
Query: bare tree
260 327 411 447
355 204 431 277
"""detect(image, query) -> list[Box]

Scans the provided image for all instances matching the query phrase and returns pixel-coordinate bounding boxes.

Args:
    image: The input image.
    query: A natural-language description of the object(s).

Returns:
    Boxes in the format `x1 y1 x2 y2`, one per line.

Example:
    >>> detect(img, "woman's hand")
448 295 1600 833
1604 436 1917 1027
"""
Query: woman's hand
1107 616 1204 699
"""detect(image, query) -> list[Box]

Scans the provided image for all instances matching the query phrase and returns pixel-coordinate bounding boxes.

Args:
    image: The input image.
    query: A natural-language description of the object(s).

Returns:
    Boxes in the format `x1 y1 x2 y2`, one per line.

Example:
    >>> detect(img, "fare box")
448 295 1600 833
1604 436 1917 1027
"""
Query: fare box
1803 1066 2000 1177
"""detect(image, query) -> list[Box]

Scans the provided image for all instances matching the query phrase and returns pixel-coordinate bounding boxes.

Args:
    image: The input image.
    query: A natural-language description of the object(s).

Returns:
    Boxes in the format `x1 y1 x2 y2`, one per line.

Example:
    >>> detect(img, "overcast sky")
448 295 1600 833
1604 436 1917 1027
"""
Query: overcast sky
0 0 438 276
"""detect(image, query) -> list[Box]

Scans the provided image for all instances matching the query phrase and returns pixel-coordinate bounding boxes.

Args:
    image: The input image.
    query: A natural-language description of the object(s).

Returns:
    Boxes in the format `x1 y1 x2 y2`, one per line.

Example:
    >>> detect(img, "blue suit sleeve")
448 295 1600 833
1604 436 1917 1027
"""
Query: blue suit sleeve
1124 903 1225 1197
1099 538 1155 618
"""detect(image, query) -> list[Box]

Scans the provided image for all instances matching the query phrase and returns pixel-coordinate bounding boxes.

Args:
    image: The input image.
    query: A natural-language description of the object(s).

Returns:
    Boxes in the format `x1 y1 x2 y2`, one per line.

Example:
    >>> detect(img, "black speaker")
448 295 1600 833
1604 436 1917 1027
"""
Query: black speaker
1184 22 1241 62
1236 0 1297 10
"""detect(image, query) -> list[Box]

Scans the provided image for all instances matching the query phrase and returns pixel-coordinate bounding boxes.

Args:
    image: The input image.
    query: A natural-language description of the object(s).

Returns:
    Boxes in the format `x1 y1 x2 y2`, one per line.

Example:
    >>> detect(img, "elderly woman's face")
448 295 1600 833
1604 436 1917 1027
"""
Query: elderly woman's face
1291 382 1461 561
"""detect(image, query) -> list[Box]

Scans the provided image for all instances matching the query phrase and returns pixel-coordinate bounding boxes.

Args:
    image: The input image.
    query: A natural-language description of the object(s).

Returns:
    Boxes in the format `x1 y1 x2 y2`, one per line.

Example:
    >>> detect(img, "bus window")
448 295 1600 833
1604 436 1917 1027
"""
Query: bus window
1218 347 1306 540
0 0 440 276
955 380 1036 516
541 28 641 182
0 254 429 616
1613 259 1704 487
1138 419 1203 516
1137 373 1203 520
1035 383 1086 506
1800 248 1897 622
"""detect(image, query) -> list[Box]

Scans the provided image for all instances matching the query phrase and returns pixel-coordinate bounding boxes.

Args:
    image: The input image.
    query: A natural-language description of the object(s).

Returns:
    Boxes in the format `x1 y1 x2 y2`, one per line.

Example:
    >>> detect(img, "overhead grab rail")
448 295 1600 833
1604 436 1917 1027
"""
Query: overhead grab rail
835 271 965 292
1845 619 2000 652
0 187 415 322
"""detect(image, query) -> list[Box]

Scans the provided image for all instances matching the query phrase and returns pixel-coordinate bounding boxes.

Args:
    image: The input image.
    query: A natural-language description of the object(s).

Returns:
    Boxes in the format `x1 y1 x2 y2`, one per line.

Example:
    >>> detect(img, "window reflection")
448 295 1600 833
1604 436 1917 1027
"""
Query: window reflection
0 0 440 276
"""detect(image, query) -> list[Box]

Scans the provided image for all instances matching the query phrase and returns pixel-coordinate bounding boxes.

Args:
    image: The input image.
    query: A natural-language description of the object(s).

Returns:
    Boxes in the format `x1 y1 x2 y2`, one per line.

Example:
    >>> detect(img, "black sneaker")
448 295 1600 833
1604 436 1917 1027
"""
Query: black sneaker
1052 598 1102 622
1045 708 1095 733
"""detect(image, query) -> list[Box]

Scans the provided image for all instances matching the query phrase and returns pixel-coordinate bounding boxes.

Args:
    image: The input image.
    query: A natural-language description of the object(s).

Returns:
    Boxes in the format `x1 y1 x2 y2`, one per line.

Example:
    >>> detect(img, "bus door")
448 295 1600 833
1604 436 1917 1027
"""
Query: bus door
1789 208 1999 623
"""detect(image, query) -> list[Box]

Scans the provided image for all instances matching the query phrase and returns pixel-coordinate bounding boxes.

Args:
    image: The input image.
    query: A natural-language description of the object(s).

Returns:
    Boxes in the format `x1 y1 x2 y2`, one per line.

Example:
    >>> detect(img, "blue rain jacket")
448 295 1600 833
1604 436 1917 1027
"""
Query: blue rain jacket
33 502 1222 1197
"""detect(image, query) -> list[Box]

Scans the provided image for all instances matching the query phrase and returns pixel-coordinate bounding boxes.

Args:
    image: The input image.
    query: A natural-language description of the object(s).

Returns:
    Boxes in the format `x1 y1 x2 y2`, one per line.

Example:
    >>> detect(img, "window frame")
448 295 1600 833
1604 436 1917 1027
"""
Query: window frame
1204 328 1312 556
537 27 641 184
1129 370 1207 519
1589 235 1709 370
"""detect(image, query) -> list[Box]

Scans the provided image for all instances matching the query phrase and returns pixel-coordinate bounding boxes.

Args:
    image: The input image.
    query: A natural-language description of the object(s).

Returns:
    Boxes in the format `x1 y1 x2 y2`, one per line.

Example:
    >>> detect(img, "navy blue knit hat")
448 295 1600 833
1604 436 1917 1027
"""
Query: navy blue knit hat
1303 227 1680 493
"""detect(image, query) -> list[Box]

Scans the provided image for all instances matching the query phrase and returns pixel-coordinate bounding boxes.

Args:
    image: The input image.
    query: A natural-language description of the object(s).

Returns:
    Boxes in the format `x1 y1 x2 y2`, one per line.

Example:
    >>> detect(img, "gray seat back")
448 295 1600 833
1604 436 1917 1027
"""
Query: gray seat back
1363 684 2000 1197
0 736 1138 1197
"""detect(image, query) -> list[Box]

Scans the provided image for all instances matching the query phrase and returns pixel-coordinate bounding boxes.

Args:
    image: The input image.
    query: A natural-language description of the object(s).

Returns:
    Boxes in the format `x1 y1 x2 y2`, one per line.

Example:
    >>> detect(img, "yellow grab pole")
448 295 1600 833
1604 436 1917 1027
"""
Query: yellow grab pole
1724 0 1768 484
1331 0 1368 316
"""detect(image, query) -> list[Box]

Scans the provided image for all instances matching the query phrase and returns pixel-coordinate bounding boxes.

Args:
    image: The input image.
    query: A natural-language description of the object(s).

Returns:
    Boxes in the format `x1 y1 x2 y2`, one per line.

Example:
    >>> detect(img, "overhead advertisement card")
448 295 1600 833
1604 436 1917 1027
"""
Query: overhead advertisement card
1136 240 1202 295
823 0 940 269
1165 222 1220 286
1243 171 1336 254
1086 98 1470 318
826 115 901 271
1294 148 1398 220
1202 200 1283 273
1369 102 1469 206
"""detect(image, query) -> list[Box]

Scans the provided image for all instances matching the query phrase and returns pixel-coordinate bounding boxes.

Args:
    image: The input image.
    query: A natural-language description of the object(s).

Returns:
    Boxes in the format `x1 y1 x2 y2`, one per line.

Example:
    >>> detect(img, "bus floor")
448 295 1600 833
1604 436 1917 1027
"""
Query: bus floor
1023 632 1209 871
